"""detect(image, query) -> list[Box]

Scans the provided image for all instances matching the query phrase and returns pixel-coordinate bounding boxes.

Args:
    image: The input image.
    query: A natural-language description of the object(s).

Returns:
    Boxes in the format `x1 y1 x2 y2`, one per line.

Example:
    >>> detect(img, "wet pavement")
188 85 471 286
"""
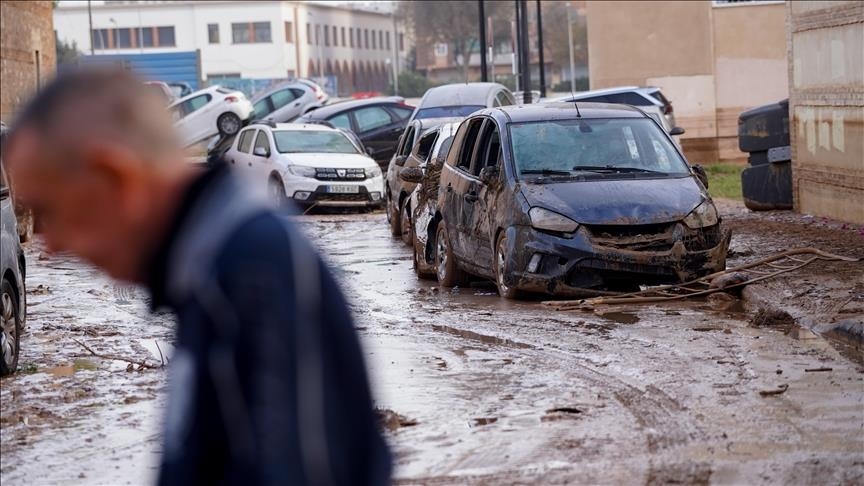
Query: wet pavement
2 204 863 485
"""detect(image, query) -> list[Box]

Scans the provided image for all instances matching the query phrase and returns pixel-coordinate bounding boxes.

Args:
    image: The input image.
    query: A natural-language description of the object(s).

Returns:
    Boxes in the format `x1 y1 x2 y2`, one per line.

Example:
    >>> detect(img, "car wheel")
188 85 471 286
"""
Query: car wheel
0 279 21 376
494 233 521 299
217 112 242 136
435 220 465 287
268 177 288 208
413 234 437 281
400 200 412 246
388 195 402 237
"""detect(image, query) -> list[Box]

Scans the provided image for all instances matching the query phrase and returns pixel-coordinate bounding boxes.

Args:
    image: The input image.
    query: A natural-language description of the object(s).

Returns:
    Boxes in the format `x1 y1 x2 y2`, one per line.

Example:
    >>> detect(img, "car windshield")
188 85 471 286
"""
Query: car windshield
416 105 484 119
509 118 690 178
273 130 359 154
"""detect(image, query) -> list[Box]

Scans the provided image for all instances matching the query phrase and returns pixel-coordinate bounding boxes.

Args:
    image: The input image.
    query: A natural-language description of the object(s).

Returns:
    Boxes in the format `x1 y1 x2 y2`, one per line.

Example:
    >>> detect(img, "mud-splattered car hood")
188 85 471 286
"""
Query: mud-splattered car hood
520 176 705 225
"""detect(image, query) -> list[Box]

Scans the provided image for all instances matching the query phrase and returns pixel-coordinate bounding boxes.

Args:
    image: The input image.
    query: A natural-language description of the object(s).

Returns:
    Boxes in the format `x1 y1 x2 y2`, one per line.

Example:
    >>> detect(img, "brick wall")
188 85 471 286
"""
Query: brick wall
0 1 56 122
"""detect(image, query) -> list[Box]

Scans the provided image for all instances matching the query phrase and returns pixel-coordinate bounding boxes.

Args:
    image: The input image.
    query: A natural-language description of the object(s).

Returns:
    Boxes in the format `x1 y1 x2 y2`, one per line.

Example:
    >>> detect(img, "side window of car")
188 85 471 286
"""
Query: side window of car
354 106 393 133
237 129 256 153
579 95 608 103
253 98 272 118
398 127 415 157
290 88 307 100
183 94 212 116
253 131 271 156
413 131 438 162
388 105 413 120
270 89 297 110
470 120 501 176
495 91 514 107
457 119 484 172
328 112 351 130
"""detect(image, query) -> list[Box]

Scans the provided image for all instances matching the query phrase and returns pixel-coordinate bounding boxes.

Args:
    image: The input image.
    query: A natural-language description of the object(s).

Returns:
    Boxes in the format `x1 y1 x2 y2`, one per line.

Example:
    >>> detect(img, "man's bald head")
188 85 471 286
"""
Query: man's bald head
13 68 179 167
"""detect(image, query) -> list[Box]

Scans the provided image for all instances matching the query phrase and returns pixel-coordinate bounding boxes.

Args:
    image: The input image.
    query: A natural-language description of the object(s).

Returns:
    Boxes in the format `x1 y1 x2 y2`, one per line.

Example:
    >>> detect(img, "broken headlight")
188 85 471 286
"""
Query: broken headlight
287 165 316 178
366 166 382 178
682 201 719 229
529 207 579 233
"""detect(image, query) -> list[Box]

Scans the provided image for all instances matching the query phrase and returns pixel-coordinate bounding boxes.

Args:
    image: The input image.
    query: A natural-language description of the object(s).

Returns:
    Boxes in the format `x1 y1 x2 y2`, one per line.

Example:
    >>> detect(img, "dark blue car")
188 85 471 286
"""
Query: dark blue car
424 102 730 298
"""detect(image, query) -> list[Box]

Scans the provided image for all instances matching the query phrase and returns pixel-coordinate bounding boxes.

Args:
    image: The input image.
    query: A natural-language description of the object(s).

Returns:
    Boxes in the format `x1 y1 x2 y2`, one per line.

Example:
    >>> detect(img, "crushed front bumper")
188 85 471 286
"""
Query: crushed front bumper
504 223 732 297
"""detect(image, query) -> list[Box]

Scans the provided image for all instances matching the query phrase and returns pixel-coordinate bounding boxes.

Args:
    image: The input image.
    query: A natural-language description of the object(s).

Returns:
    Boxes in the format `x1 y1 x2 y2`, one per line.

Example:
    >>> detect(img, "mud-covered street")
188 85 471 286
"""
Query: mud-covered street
1 201 863 485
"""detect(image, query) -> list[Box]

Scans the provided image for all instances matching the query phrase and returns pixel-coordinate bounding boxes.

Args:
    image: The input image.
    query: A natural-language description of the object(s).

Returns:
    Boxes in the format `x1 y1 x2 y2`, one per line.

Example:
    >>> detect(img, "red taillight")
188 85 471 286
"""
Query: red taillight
225 96 239 103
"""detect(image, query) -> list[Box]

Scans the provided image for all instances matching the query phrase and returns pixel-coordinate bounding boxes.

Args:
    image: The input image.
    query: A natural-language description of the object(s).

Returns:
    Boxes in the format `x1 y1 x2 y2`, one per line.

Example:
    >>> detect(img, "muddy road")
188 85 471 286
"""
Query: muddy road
2 203 863 485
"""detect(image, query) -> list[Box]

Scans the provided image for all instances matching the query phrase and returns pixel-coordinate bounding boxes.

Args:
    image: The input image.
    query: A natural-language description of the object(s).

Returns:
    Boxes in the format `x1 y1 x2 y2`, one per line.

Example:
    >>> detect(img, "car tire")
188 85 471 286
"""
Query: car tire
400 200 412 246
388 195 402 237
0 278 22 376
435 220 465 287
217 112 242 136
494 233 521 299
268 177 288 208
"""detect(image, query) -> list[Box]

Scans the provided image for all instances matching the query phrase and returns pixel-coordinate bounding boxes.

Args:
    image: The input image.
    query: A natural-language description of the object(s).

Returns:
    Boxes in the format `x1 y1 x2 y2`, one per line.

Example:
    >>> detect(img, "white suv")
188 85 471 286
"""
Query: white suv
170 85 254 147
225 122 384 209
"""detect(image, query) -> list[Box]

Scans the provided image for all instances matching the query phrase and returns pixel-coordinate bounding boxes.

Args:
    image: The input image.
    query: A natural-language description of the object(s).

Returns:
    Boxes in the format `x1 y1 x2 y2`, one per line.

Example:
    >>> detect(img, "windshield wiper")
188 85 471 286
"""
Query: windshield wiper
521 169 575 176
573 165 666 174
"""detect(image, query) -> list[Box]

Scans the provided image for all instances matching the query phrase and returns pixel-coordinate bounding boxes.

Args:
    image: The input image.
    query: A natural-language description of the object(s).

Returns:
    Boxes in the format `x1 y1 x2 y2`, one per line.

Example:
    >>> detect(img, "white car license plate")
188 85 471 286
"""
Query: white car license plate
326 185 360 194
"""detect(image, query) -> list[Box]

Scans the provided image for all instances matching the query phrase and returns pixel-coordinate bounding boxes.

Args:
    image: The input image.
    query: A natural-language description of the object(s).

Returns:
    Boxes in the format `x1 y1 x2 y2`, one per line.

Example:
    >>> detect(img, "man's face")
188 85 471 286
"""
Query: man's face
7 129 152 280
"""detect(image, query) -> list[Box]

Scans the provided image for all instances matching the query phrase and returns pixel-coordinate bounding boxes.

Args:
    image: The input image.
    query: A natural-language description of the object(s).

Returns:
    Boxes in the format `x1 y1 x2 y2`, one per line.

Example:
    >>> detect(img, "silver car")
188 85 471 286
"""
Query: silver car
251 82 323 123
0 124 27 376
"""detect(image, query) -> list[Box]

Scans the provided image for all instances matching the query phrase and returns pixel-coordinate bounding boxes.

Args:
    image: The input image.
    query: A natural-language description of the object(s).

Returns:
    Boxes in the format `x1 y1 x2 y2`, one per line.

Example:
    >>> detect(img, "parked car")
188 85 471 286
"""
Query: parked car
169 85 254 147
401 122 461 278
224 121 384 210
427 102 729 299
167 81 193 99
295 78 330 105
409 82 515 122
554 86 681 135
250 82 322 123
295 97 415 168
385 116 461 240
0 129 26 376
514 90 542 104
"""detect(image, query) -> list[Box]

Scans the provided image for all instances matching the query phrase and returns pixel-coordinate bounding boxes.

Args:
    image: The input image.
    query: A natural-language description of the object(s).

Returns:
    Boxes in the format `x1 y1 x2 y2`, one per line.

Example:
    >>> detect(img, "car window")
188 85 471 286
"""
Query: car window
456 119 484 172
290 88 307 100
388 105 413 120
474 124 501 176
237 129 256 153
509 118 690 177
273 130 359 154
328 112 351 130
254 131 271 155
398 126 415 157
495 91 513 107
575 95 608 103
605 92 654 106
416 105 484 120
412 131 438 162
270 89 297 110
181 94 212 116
253 98 272 118
354 106 393 133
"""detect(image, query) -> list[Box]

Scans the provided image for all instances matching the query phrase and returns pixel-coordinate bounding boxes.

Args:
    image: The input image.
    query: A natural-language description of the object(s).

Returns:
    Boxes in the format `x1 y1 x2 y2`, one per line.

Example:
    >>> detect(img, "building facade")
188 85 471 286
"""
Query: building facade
53 0 409 95
586 0 789 163
786 1 864 224
1 0 56 121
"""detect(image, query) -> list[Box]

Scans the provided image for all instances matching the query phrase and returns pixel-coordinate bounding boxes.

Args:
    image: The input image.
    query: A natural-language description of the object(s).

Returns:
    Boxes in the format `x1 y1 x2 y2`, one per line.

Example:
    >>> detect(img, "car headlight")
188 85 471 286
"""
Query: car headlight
529 207 579 233
682 200 719 229
366 166 382 178
287 165 316 178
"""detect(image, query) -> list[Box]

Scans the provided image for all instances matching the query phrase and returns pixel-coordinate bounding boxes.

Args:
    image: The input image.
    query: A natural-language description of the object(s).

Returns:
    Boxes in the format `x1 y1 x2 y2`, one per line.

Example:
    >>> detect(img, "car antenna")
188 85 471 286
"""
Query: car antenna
570 87 582 118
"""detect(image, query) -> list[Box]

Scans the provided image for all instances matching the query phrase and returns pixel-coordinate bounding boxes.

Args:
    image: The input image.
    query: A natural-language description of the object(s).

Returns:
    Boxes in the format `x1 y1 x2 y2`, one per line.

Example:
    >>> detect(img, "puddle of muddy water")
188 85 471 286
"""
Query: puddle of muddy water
596 311 640 325
431 325 534 349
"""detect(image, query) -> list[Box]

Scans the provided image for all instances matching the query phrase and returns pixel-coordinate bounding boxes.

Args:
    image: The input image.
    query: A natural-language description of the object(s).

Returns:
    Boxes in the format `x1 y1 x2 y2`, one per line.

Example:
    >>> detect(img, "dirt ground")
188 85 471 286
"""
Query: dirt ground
1 200 862 485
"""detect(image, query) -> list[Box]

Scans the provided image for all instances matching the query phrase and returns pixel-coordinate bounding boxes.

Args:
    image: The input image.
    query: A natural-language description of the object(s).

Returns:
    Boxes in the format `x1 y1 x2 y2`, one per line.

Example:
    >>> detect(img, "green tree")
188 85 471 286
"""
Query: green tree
56 38 81 65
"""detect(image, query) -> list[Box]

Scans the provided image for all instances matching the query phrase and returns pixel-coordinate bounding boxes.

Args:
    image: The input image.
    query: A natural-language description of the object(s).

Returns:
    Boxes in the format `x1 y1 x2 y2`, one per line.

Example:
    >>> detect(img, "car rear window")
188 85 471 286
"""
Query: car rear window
647 89 671 108
273 130 359 154
415 105 485 119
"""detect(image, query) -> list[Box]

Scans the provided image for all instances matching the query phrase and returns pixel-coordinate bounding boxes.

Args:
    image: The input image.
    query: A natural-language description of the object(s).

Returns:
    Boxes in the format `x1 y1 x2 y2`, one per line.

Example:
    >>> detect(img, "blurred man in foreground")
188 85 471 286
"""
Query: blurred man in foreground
5 69 390 485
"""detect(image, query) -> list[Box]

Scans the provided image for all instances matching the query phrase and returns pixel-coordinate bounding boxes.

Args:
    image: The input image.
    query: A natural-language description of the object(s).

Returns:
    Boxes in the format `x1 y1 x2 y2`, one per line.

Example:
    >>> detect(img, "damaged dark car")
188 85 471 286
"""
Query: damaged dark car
425 102 730 298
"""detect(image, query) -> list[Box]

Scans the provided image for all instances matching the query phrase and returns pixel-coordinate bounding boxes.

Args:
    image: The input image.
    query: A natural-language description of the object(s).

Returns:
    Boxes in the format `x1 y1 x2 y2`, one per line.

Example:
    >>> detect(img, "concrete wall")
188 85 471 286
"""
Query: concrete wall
586 1 788 164
0 0 56 121
787 1 864 224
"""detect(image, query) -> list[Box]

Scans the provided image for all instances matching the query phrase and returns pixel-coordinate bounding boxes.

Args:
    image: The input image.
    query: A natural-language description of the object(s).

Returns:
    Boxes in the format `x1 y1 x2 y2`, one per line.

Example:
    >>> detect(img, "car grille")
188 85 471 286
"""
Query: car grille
314 193 370 202
315 168 367 181
586 223 676 252
682 225 722 251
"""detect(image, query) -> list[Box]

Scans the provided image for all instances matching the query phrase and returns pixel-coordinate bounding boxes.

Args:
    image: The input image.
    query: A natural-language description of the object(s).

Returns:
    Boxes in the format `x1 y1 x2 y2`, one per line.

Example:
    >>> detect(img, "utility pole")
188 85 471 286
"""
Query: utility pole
513 0 520 92
392 13 399 95
488 16 495 83
567 2 575 95
88 0 94 55
536 0 546 98
479 0 488 82
518 0 531 103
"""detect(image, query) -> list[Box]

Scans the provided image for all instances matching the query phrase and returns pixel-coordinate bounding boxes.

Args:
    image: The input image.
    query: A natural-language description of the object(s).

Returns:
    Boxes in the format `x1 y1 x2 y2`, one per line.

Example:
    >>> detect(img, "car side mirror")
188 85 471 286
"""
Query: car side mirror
394 155 408 167
253 146 270 158
669 126 686 136
399 167 424 184
692 164 708 189
479 166 500 185
365 146 374 156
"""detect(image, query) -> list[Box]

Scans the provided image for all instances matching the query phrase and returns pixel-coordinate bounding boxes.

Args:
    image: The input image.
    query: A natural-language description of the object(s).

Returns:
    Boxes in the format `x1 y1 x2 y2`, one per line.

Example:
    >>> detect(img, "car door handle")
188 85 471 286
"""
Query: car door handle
248 162 252 167
464 191 478 203
294 102 301 107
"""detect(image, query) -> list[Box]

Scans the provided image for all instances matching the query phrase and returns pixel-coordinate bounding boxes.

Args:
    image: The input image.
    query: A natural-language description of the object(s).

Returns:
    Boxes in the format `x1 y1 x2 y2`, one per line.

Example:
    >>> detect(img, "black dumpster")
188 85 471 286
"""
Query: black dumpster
738 99 793 210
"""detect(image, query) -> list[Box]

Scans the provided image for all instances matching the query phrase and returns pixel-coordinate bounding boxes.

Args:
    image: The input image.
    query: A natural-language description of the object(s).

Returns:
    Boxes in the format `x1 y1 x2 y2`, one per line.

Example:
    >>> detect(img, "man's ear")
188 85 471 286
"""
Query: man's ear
80 142 149 214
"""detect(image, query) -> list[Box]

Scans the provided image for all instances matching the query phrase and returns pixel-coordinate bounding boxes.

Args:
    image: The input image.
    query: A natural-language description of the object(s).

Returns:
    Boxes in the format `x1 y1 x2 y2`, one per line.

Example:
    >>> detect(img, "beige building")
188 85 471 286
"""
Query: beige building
787 1 864 224
586 0 788 163
0 0 56 121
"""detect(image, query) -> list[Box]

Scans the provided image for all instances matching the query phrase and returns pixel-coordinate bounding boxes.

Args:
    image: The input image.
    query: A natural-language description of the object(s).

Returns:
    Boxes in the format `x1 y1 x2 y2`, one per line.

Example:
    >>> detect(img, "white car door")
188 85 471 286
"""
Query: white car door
251 130 275 183
175 93 215 145
268 88 307 122
228 128 257 170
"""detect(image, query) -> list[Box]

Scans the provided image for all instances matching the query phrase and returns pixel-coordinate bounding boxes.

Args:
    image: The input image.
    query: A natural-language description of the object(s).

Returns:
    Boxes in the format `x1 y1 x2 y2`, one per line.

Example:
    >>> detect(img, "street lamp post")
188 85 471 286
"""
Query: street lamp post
567 3 576 95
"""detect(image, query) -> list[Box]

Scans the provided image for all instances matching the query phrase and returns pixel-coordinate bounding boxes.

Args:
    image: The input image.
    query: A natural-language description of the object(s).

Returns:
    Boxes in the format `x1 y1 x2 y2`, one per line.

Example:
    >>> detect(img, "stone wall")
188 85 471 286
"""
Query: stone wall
0 1 56 122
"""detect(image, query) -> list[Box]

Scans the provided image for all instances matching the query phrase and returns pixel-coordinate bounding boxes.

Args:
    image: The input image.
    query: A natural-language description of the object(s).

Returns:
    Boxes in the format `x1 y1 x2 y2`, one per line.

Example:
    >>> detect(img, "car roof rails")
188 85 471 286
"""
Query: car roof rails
249 119 277 128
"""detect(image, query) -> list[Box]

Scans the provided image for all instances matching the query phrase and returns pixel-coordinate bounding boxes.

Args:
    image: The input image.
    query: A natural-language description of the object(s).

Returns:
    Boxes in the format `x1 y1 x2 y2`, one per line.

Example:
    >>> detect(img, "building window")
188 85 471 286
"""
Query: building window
157 26 176 46
349 27 354 47
372 29 377 49
307 23 312 44
232 22 271 44
378 31 383 50
208 23 219 44
141 27 153 47
324 25 330 46
386 31 390 50
399 33 404 51
341 26 346 47
284 21 293 43
364 29 369 49
115 28 132 48
434 43 447 57
315 24 320 45
91 26 174 49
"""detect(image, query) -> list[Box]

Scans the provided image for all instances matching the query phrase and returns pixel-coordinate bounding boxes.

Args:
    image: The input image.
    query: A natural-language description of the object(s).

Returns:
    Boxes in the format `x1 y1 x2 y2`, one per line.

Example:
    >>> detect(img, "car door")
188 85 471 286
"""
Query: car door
267 88 303 122
441 117 484 259
352 105 402 164
175 93 214 145
227 128 257 169
469 119 503 271
251 130 274 183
